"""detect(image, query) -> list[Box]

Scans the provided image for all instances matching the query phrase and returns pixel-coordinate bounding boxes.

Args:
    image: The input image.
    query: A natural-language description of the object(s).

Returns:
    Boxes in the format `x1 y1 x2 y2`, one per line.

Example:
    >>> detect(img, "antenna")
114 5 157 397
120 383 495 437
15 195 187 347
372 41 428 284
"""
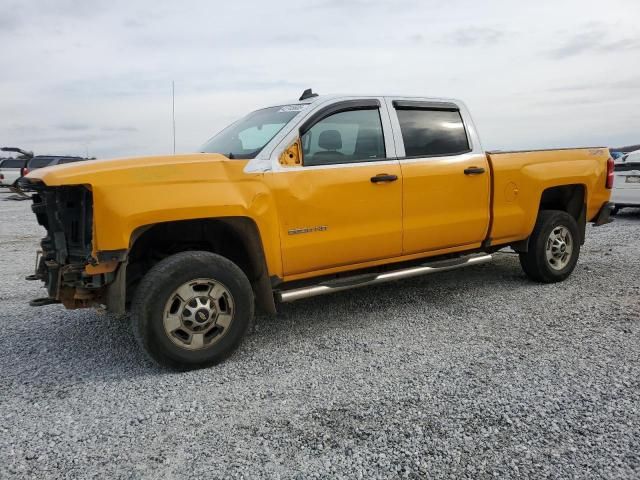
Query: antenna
299 88 319 101
172 81 176 155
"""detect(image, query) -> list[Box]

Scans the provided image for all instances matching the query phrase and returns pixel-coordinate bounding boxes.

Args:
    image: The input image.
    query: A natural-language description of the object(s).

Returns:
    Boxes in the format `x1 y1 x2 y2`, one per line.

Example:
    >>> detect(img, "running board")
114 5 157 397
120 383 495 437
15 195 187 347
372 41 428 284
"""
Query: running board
276 253 492 303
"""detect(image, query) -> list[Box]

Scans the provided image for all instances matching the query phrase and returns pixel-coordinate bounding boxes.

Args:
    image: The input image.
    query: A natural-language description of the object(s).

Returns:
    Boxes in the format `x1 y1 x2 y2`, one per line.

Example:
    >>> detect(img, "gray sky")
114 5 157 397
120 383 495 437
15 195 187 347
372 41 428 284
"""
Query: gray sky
1 0 639 158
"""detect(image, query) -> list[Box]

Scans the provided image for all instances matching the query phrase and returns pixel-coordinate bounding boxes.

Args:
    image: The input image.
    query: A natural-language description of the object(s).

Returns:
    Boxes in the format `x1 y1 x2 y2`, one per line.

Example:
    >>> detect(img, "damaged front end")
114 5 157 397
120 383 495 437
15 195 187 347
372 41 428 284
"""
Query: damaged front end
25 181 116 309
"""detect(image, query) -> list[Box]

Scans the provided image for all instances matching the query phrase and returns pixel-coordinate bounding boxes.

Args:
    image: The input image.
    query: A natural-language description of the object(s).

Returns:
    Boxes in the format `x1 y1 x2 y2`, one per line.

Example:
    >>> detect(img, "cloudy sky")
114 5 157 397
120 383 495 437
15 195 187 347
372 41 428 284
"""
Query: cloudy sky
1 0 639 158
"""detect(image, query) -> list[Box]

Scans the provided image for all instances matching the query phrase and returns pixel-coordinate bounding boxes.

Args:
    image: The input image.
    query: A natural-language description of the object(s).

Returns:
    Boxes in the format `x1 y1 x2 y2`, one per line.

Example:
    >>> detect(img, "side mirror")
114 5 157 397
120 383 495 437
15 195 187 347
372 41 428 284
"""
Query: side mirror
278 138 302 167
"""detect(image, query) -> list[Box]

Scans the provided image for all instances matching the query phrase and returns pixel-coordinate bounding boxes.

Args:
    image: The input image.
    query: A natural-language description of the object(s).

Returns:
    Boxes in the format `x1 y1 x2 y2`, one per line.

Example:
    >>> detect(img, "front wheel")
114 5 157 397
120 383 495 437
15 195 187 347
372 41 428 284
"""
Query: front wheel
519 210 580 283
132 251 254 370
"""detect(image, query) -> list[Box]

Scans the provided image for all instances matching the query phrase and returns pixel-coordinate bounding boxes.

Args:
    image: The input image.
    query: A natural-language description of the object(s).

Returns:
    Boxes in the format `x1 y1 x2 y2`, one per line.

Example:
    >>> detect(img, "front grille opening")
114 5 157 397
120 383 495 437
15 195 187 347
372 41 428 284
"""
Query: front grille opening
36 185 93 265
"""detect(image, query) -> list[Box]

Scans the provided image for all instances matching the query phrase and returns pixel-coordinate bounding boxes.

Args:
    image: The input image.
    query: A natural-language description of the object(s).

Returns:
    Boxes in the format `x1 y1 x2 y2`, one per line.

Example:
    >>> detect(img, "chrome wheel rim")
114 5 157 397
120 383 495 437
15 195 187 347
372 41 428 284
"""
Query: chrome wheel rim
545 226 573 271
163 278 235 351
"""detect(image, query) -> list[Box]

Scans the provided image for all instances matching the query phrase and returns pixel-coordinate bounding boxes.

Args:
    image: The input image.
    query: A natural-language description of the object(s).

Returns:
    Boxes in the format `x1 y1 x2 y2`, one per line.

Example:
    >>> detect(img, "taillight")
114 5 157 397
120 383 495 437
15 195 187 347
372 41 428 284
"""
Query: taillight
606 157 614 189
21 167 29 176
0 174 4 180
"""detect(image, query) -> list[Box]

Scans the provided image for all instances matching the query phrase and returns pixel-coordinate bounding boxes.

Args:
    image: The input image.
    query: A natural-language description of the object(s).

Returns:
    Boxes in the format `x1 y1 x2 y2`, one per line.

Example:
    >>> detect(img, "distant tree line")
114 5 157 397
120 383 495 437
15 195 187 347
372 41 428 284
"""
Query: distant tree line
613 144 640 153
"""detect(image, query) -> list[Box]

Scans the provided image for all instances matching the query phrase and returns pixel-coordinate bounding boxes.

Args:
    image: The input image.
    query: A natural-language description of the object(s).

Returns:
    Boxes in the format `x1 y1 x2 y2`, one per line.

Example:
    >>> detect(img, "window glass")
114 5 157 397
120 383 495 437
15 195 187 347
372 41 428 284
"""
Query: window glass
302 109 385 166
0 159 26 168
29 157 56 168
201 105 303 159
396 109 469 157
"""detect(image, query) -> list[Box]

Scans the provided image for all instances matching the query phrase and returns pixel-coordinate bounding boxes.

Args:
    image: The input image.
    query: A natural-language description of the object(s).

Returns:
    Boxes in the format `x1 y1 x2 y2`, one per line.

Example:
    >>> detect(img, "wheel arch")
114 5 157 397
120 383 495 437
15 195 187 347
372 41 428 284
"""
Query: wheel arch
106 216 276 315
511 183 587 253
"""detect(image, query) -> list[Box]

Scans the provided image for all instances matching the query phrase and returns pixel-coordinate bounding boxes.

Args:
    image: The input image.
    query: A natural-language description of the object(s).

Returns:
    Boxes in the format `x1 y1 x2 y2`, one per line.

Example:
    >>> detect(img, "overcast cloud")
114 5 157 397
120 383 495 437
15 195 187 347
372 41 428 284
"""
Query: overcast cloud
1 0 639 158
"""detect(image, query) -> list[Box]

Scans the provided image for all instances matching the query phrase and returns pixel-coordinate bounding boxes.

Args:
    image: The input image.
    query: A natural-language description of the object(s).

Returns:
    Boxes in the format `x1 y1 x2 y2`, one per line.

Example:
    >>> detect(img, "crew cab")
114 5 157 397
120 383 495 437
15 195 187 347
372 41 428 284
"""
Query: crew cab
21 91 614 369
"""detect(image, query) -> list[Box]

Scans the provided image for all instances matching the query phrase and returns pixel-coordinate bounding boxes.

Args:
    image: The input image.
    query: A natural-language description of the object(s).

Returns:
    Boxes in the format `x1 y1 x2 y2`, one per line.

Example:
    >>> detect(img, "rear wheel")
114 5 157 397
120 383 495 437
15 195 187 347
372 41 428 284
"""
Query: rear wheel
132 251 254 370
519 210 580 283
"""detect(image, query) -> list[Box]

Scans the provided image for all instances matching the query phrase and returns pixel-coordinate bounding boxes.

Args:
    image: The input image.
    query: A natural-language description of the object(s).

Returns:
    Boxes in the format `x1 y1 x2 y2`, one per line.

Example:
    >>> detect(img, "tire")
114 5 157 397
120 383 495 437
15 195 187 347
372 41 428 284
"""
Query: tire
132 251 254 370
519 210 580 283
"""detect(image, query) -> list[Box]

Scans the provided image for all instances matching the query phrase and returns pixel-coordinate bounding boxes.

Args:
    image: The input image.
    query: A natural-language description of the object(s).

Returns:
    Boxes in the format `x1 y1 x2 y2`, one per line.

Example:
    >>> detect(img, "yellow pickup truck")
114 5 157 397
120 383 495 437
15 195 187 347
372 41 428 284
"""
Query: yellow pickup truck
22 91 614 369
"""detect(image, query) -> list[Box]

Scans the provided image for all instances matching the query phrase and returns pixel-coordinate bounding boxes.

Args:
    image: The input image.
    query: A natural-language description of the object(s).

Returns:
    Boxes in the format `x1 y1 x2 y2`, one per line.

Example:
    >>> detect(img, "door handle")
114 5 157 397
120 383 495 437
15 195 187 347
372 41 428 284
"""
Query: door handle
370 174 398 183
464 166 485 175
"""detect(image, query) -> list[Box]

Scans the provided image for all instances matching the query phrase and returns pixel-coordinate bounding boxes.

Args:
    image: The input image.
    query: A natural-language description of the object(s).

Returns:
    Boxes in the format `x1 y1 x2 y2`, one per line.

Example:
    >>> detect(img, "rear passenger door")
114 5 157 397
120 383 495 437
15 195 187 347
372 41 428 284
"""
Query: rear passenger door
386 99 491 255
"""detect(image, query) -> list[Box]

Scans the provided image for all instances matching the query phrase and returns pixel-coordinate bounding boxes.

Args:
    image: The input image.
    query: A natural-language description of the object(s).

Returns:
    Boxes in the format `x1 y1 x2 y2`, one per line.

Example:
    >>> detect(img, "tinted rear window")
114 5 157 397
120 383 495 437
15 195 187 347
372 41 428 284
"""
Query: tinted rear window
0 159 26 168
396 108 470 157
29 157 56 168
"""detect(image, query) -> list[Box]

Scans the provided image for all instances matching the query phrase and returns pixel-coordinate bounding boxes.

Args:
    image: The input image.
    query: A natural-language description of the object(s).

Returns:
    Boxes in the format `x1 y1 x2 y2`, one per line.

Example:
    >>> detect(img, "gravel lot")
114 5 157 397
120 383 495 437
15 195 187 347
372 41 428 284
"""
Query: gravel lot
1 189 639 479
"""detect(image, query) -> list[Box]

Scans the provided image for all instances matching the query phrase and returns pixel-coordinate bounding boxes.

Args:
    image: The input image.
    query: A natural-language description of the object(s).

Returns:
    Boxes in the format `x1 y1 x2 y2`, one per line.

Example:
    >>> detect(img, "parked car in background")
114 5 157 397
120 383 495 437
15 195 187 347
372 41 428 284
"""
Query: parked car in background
620 149 640 163
611 151 625 160
23 155 86 176
0 157 28 187
612 149 640 213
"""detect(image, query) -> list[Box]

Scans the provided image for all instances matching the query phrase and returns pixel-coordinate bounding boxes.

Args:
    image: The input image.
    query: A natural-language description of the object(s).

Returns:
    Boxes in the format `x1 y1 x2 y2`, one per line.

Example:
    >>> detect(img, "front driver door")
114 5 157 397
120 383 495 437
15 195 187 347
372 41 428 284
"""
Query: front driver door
271 99 402 277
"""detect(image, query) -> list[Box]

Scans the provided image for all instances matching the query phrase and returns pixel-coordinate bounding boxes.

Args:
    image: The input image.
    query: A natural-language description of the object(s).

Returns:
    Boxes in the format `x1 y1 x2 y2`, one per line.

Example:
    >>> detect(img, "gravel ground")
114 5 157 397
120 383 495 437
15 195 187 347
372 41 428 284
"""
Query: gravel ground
1 189 639 479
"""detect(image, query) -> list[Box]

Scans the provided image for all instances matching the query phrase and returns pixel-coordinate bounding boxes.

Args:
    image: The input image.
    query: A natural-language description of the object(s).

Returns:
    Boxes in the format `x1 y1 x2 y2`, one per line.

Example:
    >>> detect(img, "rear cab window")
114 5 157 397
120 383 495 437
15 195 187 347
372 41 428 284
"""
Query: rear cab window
393 101 470 157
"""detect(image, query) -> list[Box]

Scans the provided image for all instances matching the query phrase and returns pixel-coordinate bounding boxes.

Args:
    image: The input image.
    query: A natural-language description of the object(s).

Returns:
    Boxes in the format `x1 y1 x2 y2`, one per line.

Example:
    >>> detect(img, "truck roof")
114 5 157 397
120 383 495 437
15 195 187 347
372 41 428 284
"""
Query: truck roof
273 93 465 108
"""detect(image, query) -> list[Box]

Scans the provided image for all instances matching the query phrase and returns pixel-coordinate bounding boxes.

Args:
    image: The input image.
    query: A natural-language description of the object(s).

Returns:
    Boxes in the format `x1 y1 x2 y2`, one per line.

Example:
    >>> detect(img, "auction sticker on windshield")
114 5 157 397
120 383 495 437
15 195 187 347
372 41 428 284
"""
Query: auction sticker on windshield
278 104 308 112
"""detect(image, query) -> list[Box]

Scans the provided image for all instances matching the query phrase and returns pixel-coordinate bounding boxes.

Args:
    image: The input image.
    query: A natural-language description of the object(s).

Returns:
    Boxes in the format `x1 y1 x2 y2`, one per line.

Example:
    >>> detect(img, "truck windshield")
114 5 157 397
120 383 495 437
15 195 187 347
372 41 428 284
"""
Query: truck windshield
200 105 305 159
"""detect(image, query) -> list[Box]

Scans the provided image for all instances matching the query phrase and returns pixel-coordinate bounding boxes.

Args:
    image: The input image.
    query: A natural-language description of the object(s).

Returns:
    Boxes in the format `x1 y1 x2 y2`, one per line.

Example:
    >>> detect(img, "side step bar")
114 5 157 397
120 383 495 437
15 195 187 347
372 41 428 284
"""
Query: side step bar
276 253 492 303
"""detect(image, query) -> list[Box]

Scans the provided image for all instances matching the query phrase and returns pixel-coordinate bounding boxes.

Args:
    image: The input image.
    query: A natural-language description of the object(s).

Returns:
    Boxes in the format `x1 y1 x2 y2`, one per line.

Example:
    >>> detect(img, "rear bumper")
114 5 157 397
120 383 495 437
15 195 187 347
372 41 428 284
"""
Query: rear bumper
611 188 640 206
593 202 614 226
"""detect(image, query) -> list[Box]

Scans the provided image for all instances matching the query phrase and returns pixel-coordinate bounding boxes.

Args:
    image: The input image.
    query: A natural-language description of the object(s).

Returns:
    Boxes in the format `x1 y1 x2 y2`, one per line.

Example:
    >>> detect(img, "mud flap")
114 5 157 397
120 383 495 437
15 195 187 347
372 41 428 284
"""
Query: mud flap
104 261 128 315
593 202 614 226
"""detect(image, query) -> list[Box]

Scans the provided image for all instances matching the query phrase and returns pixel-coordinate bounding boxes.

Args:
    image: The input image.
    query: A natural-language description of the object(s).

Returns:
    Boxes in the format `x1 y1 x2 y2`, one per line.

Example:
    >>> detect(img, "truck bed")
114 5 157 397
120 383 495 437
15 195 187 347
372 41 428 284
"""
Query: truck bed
485 147 611 248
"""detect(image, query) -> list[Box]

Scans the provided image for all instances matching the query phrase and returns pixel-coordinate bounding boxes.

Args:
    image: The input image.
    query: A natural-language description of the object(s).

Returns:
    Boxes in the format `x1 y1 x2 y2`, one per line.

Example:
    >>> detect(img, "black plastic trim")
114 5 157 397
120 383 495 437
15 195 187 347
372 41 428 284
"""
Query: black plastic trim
299 99 381 135
299 88 319 101
370 174 398 183
392 100 459 111
96 249 128 263
593 202 614 226
395 150 473 161
302 156 394 166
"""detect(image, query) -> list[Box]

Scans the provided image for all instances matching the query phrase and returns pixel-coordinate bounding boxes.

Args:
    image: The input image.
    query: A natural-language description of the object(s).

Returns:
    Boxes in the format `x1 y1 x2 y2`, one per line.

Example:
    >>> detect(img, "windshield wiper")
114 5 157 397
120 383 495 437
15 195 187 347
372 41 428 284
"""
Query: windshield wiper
227 152 235 159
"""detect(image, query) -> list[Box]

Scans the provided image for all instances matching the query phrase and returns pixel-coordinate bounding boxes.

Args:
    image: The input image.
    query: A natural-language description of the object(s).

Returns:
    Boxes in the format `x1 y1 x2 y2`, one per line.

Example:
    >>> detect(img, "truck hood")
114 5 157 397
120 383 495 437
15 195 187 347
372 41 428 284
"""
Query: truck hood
25 153 246 187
